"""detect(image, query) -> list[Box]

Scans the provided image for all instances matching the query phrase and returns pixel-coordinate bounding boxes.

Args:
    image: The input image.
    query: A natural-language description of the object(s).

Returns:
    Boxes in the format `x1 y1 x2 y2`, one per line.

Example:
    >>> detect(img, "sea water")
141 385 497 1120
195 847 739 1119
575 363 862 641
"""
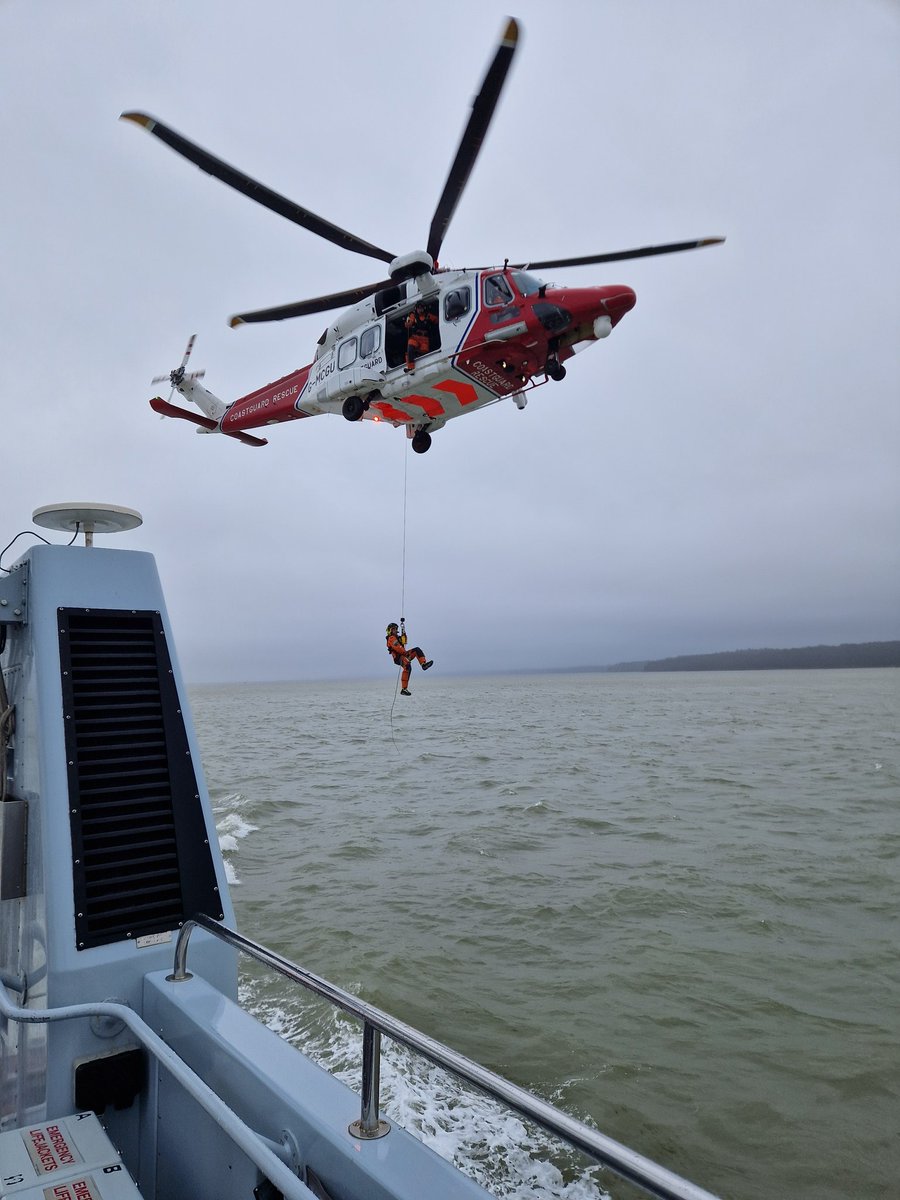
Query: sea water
188 669 899 1200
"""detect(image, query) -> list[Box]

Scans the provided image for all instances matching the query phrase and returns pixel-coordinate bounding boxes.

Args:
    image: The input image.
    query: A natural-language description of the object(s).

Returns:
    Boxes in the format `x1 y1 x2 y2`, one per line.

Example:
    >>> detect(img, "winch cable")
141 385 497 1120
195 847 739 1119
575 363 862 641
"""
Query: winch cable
388 438 411 756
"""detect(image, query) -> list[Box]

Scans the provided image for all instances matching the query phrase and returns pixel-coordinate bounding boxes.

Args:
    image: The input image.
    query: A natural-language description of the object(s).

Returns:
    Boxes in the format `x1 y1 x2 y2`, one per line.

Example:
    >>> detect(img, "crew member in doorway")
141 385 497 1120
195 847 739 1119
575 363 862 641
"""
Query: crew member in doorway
386 622 433 695
404 302 438 373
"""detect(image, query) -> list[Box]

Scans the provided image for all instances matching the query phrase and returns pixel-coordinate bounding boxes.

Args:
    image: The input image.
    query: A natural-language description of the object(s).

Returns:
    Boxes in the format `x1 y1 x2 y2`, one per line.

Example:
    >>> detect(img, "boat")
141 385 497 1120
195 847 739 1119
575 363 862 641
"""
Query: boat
0 503 719 1200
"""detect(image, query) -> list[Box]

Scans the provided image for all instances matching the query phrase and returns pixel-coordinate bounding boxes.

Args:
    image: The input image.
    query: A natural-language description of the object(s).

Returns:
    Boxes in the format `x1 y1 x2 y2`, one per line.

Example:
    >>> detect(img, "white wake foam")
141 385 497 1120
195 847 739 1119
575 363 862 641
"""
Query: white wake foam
214 795 257 885
238 975 609 1199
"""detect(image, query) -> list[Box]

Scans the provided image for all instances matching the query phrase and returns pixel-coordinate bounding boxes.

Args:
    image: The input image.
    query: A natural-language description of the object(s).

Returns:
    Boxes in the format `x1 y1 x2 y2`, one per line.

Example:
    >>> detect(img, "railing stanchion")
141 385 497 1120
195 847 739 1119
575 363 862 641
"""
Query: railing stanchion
350 1022 390 1140
167 919 196 982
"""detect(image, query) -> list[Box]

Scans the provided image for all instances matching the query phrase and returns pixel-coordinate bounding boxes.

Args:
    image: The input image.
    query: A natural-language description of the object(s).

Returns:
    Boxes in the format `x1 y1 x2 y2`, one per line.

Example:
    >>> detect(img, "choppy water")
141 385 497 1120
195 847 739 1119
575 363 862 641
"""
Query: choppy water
188 669 899 1200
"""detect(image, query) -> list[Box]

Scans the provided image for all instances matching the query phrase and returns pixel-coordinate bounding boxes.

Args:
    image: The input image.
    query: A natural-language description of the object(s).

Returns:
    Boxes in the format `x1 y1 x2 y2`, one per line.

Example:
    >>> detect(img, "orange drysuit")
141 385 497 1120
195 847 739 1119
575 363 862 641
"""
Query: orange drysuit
404 306 438 370
386 628 432 692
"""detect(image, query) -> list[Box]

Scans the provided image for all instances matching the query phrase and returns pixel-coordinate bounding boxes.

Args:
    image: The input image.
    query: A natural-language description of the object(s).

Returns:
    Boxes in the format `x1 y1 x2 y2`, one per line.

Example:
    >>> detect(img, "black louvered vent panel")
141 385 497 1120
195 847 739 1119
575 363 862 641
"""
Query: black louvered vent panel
59 609 223 950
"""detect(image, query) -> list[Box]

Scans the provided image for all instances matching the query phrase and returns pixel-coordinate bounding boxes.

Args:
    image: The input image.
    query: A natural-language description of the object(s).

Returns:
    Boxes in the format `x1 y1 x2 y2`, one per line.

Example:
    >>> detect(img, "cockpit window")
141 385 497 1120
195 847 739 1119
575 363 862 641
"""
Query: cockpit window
511 270 544 297
484 274 514 306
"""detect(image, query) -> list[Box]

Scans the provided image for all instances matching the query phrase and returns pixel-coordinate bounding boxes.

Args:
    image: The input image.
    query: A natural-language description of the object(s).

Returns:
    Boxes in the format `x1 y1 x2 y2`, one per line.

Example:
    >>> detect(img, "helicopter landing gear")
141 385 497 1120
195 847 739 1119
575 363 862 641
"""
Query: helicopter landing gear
411 430 432 454
342 395 365 422
545 357 566 382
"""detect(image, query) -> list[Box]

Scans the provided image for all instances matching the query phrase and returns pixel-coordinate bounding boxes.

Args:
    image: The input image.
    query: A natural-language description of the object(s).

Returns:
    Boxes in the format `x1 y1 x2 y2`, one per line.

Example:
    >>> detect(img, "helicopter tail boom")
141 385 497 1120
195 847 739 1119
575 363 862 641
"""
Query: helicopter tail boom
174 373 229 421
149 396 268 447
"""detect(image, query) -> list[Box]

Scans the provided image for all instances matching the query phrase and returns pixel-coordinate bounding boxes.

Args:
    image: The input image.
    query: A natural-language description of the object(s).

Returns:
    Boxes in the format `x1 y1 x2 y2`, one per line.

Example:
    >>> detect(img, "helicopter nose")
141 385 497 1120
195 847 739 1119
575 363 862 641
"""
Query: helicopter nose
602 286 637 324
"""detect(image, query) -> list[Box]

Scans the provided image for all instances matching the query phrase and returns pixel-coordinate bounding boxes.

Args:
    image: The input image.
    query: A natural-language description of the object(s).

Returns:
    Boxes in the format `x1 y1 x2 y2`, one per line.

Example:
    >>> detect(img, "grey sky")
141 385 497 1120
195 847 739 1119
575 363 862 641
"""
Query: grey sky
1 0 897 681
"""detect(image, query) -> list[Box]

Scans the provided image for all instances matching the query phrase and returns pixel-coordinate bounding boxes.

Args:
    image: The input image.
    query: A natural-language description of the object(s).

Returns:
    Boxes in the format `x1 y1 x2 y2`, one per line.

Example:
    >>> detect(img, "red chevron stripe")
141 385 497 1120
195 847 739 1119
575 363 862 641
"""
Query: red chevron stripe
434 379 479 407
405 394 446 418
372 401 411 423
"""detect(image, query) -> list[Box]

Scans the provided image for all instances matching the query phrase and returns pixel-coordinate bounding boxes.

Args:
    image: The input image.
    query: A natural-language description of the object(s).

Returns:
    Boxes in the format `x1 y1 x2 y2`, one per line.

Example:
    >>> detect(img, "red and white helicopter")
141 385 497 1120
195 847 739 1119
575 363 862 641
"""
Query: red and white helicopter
124 18 722 454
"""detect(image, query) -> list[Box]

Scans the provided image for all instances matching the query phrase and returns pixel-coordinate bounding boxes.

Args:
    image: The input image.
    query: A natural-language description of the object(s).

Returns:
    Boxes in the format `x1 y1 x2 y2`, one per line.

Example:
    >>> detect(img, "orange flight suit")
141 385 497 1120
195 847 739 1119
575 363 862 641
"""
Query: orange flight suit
386 629 430 691
405 307 438 370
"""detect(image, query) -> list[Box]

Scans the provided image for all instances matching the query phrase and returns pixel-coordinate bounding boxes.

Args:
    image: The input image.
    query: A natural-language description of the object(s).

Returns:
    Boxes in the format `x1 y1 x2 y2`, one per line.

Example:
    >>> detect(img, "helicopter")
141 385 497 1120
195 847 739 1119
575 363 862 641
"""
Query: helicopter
124 18 723 454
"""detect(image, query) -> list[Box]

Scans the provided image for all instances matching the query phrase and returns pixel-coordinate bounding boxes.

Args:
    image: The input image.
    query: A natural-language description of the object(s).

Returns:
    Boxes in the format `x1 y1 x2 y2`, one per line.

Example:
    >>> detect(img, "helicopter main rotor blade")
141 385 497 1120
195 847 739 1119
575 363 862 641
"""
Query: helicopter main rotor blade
425 18 519 264
120 112 397 265
229 279 393 326
510 237 725 272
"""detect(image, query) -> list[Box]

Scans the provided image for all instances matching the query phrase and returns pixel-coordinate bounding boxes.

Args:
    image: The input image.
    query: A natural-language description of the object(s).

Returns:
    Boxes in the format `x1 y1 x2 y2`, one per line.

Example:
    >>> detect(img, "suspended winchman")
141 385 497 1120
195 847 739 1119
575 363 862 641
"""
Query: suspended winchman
386 621 433 696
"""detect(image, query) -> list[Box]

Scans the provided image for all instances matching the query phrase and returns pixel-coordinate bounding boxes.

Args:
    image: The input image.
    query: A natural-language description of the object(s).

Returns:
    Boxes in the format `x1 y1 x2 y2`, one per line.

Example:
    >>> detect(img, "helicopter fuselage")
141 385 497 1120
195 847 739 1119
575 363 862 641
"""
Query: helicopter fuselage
132 16 720 455
214 266 636 448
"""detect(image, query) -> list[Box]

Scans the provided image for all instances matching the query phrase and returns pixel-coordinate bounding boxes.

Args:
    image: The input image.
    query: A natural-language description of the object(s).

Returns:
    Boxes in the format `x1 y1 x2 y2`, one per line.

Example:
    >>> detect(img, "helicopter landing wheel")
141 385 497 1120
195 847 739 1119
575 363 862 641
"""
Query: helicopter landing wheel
411 430 432 454
342 395 365 422
546 359 566 382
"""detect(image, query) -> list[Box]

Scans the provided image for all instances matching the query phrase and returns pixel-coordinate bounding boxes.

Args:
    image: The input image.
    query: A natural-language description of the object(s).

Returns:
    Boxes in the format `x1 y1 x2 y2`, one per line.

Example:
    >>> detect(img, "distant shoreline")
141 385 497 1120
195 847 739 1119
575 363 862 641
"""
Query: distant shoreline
603 641 900 673
187 641 900 686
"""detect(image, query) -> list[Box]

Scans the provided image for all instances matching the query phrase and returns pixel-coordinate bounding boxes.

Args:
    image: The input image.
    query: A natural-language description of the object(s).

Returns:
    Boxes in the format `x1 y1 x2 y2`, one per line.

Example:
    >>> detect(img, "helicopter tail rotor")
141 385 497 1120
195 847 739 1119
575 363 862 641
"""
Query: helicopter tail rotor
151 333 206 394
150 335 227 422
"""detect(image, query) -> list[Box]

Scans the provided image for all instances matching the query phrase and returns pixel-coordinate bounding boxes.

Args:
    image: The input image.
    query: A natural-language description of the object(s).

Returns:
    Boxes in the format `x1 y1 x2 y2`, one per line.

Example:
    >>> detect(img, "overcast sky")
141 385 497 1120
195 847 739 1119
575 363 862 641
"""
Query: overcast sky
1 0 897 681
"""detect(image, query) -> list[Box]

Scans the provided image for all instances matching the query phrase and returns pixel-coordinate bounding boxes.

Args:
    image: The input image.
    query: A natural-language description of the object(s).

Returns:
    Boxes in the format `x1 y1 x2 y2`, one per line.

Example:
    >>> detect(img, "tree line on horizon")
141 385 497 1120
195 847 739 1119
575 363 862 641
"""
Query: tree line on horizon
618 641 900 672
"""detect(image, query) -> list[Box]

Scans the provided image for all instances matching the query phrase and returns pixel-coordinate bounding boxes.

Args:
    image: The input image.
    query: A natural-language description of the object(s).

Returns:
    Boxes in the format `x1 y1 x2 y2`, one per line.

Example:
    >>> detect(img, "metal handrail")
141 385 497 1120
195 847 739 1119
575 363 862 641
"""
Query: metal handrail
172 915 721 1200
0 980 314 1200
